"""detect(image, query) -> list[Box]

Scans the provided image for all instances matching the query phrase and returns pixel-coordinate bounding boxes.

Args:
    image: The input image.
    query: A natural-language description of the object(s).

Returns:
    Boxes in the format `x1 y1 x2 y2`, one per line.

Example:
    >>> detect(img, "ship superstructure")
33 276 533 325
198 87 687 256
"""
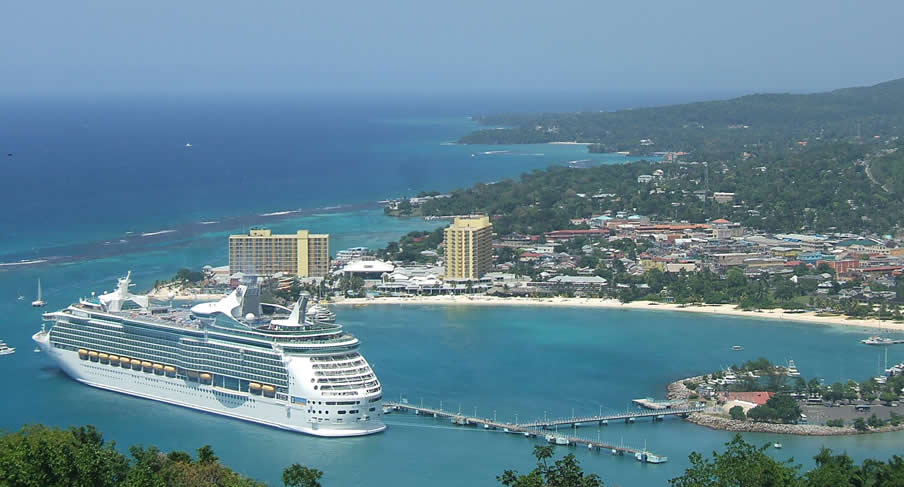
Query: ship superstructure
34 273 384 437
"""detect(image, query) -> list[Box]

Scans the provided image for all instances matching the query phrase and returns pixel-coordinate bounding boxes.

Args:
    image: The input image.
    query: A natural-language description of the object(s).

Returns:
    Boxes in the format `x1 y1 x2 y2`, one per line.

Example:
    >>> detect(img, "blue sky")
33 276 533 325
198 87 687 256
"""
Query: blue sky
2 0 902 95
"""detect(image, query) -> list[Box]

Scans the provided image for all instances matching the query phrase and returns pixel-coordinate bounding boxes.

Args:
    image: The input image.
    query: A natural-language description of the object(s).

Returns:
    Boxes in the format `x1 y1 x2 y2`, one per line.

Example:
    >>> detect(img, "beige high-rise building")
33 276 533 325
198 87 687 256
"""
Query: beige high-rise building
443 216 493 280
229 228 330 277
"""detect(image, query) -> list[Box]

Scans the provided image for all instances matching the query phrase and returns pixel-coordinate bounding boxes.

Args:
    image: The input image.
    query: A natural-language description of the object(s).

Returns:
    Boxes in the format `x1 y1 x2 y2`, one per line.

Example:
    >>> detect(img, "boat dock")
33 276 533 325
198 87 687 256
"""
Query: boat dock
383 401 671 462
518 405 707 429
632 398 689 410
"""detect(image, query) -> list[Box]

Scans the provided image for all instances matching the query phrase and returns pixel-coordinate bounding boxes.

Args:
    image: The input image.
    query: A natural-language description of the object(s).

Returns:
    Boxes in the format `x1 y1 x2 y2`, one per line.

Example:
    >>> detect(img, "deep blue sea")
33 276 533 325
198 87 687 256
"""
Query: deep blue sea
1 93 902 486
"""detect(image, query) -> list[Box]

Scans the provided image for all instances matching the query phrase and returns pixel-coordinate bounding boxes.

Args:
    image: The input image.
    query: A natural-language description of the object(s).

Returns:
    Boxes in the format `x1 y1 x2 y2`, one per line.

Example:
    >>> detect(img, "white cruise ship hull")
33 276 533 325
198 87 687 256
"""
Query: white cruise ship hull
34 332 385 438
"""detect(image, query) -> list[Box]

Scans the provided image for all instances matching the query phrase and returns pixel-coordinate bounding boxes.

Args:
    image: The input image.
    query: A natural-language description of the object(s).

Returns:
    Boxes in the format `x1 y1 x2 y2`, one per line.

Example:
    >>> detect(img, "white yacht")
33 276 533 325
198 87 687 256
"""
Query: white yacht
862 335 897 346
0 341 15 355
31 278 46 307
35 272 385 437
786 359 801 377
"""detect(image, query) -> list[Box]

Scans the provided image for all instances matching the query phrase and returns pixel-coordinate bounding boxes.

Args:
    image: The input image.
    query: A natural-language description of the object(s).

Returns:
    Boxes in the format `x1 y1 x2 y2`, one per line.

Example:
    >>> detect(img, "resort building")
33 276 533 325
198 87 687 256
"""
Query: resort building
444 216 493 280
228 228 330 277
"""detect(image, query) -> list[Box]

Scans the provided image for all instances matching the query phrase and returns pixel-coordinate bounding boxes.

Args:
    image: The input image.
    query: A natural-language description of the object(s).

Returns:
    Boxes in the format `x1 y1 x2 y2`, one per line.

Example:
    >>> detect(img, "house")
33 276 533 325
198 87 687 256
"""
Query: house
637 174 654 184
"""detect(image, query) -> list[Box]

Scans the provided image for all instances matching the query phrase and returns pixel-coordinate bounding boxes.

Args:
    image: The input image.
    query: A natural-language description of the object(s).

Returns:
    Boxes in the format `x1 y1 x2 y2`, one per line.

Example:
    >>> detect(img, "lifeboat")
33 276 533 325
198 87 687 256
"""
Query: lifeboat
108 354 120 366
78 349 89 360
262 384 275 397
88 351 99 361
130 359 141 369
164 365 176 377
153 364 164 374
186 370 199 379
249 382 262 394
98 352 109 363
199 373 212 384
141 361 153 372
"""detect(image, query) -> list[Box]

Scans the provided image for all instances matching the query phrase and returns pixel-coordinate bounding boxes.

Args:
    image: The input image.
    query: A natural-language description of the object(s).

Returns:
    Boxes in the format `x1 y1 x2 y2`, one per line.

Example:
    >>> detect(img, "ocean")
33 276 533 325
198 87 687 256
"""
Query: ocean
1 93 901 486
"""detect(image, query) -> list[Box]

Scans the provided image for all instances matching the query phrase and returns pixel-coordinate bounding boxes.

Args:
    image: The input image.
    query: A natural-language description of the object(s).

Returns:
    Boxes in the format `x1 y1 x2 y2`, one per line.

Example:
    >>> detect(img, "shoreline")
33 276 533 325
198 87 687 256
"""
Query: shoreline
334 295 904 333
666 377 904 437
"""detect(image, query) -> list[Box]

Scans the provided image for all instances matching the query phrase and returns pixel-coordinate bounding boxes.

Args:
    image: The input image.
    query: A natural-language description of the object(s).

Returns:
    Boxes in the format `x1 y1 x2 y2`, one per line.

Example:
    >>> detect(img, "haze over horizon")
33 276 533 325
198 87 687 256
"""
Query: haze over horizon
2 0 903 97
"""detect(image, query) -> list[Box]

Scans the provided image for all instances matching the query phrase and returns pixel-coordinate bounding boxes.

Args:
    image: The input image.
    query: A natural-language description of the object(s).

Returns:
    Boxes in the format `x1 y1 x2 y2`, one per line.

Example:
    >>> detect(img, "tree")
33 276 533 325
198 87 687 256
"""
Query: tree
729 406 746 421
197 445 218 464
499 445 603 487
853 417 869 432
669 435 800 487
283 464 324 487
0 424 129 487
880 391 900 406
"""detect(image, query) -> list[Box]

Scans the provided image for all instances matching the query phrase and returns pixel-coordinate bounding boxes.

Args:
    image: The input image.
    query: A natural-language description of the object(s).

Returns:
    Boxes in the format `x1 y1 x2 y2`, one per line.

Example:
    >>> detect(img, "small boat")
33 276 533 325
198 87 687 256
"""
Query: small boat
731 345 743 351
861 336 896 346
786 359 801 377
185 143 192 147
17 291 24 301
33 347 41 353
773 442 782 449
0 341 15 355
555 436 570 445
31 279 46 307
635 451 668 463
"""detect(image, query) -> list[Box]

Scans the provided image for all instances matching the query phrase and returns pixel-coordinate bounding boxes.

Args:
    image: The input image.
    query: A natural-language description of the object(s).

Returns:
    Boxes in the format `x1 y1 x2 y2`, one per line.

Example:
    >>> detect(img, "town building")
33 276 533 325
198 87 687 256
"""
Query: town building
228 228 330 278
444 216 493 280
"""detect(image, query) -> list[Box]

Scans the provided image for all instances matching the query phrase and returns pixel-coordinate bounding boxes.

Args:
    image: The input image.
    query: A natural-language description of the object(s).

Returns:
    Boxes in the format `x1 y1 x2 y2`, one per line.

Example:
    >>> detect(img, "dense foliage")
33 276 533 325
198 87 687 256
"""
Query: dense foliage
498 445 603 487
746 394 802 424
0 425 319 487
670 434 904 487
461 78 904 159
418 138 902 235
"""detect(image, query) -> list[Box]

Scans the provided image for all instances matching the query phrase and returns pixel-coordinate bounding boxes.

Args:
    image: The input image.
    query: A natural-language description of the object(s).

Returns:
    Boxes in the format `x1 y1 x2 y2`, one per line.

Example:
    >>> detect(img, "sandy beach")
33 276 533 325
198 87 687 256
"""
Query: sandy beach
334 295 904 332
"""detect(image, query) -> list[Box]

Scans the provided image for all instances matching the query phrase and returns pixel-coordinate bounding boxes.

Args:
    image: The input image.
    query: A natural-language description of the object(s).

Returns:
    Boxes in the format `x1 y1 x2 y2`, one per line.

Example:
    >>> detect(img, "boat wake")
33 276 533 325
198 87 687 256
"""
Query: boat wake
141 229 177 237
259 210 299 217
0 259 48 267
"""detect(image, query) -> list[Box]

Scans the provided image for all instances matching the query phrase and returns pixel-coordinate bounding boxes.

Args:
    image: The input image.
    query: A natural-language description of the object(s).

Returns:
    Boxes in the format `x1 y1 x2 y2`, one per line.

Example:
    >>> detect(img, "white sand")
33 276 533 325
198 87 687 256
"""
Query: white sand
334 295 904 332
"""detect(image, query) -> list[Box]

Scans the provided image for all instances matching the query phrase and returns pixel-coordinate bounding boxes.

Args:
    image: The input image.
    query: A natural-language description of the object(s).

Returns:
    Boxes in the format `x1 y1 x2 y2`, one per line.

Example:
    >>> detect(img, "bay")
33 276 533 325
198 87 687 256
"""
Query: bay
1 93 902 486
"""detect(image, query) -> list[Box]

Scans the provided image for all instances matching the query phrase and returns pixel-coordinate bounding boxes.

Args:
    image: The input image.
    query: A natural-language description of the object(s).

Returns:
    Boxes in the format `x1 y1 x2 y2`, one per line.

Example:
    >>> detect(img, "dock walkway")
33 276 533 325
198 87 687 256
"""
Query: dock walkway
517 405 707 428
384 401 670 462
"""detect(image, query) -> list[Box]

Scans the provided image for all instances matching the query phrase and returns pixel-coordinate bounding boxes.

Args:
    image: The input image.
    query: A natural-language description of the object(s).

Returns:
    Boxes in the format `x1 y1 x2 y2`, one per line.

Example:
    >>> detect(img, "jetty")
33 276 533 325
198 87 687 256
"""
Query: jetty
518 405 707 429
383 401 672 463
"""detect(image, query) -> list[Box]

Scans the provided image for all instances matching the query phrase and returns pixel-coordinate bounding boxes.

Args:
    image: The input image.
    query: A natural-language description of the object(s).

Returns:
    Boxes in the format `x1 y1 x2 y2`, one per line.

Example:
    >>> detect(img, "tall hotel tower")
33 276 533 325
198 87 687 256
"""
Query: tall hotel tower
443 216 492 280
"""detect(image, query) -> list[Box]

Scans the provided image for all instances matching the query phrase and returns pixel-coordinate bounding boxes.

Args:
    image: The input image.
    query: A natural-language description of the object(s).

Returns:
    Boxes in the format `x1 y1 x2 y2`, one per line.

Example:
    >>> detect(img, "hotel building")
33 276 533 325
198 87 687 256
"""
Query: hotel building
443 216 493 280
229 229 330 277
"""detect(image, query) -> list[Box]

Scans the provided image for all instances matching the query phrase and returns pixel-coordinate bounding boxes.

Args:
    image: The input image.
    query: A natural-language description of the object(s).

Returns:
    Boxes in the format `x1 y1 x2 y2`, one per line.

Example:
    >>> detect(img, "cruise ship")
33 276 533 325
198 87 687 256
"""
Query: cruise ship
33 272 385 437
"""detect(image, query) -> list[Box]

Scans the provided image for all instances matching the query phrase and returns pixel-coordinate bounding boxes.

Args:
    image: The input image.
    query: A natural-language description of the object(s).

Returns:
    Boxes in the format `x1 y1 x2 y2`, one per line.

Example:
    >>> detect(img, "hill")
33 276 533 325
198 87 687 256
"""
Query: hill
459 78 904 159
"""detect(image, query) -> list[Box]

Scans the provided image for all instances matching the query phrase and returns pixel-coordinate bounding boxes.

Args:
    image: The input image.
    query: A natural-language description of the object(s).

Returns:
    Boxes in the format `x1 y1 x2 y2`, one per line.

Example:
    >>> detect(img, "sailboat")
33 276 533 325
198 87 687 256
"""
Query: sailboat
31 279 46 307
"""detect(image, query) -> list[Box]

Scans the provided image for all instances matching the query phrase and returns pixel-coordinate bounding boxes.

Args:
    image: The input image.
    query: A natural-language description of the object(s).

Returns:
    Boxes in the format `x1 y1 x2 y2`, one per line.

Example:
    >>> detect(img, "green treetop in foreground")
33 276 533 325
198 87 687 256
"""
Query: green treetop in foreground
499 435 904 487
0 424 322 487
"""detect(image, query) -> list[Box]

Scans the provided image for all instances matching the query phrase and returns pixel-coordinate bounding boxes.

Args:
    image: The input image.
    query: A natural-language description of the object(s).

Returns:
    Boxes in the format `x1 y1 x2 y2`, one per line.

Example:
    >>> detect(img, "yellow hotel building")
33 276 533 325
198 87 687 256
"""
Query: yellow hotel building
444 216 492 280
229 229 330 277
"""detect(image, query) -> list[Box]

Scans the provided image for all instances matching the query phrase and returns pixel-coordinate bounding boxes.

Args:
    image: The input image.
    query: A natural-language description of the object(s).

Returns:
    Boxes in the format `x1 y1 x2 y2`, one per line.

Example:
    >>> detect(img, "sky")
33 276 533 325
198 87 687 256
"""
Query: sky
2 0 903 96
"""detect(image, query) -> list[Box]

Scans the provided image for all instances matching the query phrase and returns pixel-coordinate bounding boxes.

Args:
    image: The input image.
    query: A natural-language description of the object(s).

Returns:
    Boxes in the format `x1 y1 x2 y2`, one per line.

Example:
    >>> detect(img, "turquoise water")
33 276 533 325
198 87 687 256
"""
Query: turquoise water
2 96 903 486
3 282 903 486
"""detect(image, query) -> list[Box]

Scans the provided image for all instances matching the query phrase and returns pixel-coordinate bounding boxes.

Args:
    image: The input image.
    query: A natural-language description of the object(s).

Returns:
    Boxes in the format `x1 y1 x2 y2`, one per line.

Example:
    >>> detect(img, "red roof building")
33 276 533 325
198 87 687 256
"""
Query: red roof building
724 391 774 406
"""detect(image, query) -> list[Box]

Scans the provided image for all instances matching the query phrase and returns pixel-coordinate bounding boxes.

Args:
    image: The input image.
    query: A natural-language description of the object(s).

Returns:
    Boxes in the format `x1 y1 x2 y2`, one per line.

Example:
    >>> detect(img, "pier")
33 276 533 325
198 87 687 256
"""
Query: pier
383 401 673 463
517 405 706 429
